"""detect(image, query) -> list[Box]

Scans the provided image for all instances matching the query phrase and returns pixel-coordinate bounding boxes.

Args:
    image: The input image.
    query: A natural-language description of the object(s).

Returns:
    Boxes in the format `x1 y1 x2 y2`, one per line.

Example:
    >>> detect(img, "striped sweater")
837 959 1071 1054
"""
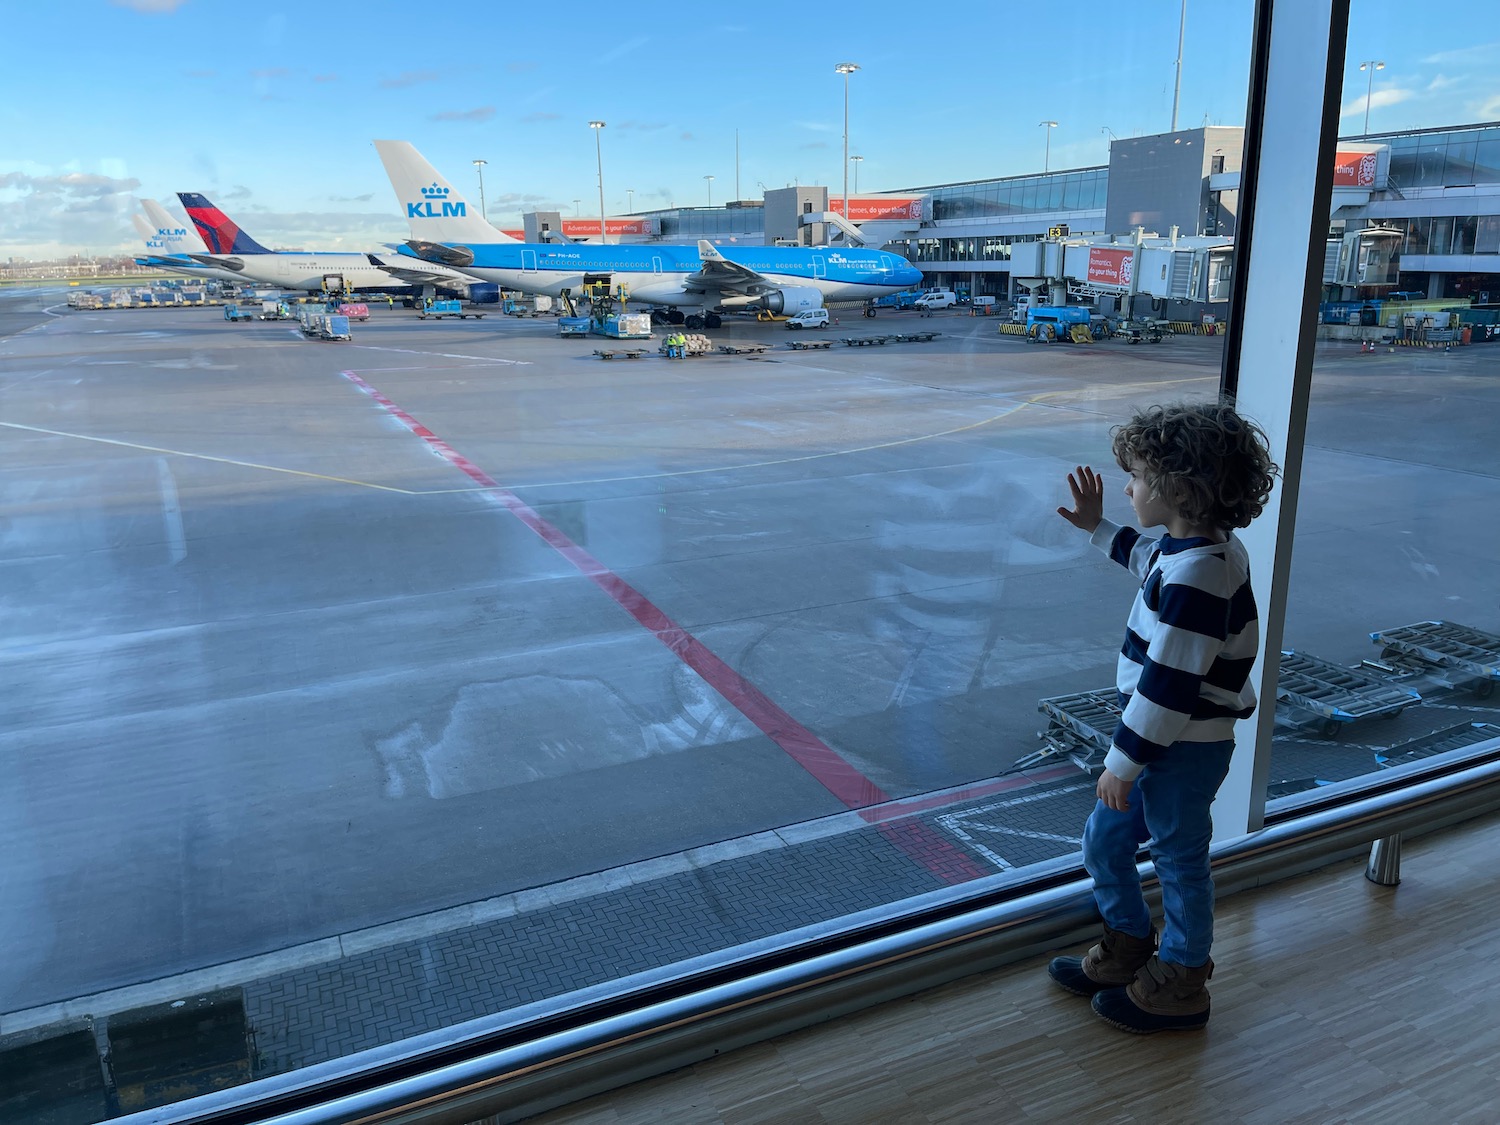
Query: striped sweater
1090 519 1259 782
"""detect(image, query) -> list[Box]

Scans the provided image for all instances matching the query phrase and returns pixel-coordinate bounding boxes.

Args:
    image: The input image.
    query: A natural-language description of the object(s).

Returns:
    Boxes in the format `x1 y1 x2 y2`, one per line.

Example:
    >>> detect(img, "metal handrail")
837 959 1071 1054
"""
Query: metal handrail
121 740 1500 1125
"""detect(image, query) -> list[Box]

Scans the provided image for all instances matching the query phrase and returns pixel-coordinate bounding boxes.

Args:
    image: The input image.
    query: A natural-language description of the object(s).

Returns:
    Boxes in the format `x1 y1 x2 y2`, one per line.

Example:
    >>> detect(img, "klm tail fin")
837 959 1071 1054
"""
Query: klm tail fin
373 140 517 244
140 198 206 254
176 192 275 255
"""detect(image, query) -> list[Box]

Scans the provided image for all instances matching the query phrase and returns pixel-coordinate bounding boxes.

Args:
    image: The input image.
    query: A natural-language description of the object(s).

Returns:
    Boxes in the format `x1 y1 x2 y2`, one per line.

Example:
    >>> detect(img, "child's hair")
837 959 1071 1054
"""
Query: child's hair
1111 400 1279 529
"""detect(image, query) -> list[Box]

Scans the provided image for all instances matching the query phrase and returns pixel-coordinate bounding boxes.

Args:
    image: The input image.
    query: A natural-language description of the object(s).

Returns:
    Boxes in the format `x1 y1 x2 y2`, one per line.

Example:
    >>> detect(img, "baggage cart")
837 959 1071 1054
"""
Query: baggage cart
1368 621 1500 698
1276 650 1423 738
1010 687 1120 772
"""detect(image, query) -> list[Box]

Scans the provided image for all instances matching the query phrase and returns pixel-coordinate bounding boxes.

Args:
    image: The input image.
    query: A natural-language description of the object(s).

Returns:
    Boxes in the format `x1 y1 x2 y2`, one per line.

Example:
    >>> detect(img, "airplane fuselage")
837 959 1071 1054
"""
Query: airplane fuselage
402 243 923 307
204 252 413 293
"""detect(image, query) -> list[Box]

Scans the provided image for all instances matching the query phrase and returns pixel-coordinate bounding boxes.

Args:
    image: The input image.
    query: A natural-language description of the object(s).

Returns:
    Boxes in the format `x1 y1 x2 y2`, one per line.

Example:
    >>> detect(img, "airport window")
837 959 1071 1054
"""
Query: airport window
20 6 1500 1124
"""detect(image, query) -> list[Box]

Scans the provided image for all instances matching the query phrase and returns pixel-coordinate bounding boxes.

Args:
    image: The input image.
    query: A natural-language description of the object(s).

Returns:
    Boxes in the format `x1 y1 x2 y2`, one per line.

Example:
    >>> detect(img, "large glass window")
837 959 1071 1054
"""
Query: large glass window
29 4 1452 1120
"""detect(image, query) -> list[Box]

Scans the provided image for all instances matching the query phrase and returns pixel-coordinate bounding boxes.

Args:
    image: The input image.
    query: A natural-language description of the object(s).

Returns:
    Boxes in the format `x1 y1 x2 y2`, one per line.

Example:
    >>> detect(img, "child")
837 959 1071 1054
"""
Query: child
1047 400 1278 1033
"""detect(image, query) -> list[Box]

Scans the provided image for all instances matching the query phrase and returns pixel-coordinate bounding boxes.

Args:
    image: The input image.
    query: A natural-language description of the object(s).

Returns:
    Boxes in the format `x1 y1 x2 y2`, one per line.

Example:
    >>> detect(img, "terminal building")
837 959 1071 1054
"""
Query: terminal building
537 119 1500 320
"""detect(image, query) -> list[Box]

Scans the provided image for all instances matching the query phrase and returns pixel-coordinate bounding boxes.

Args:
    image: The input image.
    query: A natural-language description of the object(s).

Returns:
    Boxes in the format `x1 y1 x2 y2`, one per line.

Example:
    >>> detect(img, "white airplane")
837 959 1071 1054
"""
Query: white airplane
132 199 244 282
373 140 924 328
176 192 490 298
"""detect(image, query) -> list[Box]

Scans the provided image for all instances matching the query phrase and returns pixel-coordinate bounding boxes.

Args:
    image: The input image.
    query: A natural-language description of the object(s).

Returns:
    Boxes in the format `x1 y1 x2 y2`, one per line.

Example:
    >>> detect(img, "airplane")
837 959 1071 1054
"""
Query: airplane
131 199 245 282
374 140 925 328
176 192 495 300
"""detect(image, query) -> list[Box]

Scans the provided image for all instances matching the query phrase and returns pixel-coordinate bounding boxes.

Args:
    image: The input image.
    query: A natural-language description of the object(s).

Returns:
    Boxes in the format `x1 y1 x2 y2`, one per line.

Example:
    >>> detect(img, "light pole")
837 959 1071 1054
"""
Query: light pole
588 120 607 243
472 158 488 220
835 62 860 220
573 199 581 217
1040 120 1058 173
704 175 715 205
626 188 635 212
850 154 863 194
1359 60 1385 135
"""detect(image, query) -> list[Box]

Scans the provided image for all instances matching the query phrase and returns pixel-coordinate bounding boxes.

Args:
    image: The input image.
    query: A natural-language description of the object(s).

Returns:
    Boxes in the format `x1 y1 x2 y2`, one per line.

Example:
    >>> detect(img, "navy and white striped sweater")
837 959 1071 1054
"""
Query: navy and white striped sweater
1090 519 1259 782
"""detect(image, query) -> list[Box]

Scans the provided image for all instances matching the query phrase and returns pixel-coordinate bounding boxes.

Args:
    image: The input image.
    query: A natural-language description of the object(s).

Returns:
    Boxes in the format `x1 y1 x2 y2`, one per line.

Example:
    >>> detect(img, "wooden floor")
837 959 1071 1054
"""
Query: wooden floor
529 809 1500 1125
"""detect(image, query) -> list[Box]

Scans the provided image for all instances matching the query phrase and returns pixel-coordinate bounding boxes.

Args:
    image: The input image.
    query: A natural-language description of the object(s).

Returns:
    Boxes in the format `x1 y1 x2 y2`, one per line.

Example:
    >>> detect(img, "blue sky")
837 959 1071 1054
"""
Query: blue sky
2 0 1496 259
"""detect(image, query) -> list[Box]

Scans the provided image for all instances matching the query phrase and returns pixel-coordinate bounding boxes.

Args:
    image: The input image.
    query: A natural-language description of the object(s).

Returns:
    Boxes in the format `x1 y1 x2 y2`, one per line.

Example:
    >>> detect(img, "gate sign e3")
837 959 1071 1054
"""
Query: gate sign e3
1086 246 1134 288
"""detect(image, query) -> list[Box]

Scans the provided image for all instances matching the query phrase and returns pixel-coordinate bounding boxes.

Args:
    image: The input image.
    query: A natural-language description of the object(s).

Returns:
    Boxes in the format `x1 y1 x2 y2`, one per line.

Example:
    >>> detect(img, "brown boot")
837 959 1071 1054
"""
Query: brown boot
1047 925 1156 996
1091 956 1214 1033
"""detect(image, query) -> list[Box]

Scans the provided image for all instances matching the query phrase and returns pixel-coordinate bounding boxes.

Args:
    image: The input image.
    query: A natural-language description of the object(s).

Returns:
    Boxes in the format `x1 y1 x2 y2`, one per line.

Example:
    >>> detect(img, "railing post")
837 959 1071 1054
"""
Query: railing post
1365 833 1402 885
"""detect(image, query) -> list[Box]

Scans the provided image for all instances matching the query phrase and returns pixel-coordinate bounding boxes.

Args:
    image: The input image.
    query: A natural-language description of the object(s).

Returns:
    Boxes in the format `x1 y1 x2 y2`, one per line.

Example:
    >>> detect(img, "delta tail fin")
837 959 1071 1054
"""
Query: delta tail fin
373 140 518 244
177 192 275 255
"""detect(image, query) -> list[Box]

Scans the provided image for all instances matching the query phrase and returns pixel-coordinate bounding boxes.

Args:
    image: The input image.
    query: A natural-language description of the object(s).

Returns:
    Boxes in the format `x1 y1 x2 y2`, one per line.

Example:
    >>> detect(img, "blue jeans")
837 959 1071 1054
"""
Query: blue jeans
1082 741 1234 967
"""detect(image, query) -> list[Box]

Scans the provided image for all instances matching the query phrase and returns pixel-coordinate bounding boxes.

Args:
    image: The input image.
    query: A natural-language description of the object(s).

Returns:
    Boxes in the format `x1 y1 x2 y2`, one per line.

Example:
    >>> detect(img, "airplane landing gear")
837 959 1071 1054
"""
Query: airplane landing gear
684 314 705 330
704 312 722 329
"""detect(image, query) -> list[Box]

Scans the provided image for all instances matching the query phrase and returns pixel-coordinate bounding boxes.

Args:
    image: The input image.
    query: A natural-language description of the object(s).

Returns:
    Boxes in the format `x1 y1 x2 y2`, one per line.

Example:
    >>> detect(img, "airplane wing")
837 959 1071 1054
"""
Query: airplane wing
185 253 245 272
684 239 778 296
367 252 476 286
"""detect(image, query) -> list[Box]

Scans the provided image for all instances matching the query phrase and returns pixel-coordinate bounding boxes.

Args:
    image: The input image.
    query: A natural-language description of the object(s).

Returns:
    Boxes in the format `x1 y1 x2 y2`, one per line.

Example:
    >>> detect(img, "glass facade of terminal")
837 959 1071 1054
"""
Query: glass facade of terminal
6 4 1500 1122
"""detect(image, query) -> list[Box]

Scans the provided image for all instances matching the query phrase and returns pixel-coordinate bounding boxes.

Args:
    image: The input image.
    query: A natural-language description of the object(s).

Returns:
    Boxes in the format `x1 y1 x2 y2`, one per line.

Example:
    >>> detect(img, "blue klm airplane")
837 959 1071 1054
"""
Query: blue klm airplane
373 140 925 328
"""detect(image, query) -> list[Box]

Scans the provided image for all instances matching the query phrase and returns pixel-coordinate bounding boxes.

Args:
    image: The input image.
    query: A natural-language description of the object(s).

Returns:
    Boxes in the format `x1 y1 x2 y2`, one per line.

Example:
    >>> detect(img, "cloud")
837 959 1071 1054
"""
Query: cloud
520 112 560 123
110 0 190 11
0 172 142 197
800 141 830 151
431 106 496 123
1338 87 1413 118
379 70 441 89
223 185 253 200
330 193 375 203
1474 94 1500 119
1426 74 1458 92
1421 41 1500 65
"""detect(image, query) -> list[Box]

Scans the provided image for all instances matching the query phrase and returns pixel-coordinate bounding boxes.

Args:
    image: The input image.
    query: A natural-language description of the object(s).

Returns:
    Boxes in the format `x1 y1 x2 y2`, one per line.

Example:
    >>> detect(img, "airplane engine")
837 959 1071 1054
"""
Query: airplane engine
733 287 822 315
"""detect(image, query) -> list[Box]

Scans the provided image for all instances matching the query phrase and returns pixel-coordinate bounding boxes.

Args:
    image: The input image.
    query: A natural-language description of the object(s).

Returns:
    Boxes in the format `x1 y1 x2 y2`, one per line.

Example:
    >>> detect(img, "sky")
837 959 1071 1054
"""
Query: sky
2 0 1497 259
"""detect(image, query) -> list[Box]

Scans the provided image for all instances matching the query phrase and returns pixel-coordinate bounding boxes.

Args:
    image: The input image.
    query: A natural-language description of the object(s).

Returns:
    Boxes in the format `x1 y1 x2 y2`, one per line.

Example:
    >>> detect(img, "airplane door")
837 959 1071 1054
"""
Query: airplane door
813 256 827 280
652 256 663 274
522 250 538 272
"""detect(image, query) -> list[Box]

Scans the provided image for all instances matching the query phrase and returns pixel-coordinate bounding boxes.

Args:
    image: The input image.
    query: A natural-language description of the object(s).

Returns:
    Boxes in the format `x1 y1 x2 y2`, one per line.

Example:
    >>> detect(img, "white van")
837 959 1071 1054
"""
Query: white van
786 308 830 329
914 291 956 311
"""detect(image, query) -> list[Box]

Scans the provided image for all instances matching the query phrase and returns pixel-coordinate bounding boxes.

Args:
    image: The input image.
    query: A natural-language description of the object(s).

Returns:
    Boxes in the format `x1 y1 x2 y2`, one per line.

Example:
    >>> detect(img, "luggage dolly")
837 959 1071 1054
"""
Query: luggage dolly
1375 722 1500 771
1010 687 1119 773
1275 650 1422 739
1367 621 1500 699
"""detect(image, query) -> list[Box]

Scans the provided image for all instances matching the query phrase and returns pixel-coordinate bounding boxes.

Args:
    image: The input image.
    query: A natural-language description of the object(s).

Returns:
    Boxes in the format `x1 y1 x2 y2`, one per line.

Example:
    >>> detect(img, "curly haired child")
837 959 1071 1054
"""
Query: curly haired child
1048 400 1279 1033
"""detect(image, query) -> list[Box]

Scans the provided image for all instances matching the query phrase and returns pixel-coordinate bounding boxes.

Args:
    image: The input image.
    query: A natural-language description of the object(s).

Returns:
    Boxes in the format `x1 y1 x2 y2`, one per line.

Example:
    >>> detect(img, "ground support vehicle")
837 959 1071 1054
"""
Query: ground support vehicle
842 336 891 347
1275 650 1423 738
593 347 648 360
785 309 830 330
1368 621 1500 698
717 343 770 355
891 332 941 343
259 300 293 320
1026 306 1094 343
1115 318 1172 344
596 313 652 339
223 304 254 322
418 298 483 320
785 339 834 351
558 317 592 337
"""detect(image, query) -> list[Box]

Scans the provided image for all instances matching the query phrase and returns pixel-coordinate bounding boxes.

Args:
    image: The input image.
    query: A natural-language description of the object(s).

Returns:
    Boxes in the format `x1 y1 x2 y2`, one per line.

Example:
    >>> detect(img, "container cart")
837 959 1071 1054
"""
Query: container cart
1368 621 1500 698
1375 722 1500 771
1010 687 1121 772
1276 650 1422 738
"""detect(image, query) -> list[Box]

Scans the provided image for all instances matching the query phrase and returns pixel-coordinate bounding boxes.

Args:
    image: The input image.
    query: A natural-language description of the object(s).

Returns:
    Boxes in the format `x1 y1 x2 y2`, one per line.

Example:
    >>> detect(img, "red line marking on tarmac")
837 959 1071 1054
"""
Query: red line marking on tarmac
342 370 992 884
